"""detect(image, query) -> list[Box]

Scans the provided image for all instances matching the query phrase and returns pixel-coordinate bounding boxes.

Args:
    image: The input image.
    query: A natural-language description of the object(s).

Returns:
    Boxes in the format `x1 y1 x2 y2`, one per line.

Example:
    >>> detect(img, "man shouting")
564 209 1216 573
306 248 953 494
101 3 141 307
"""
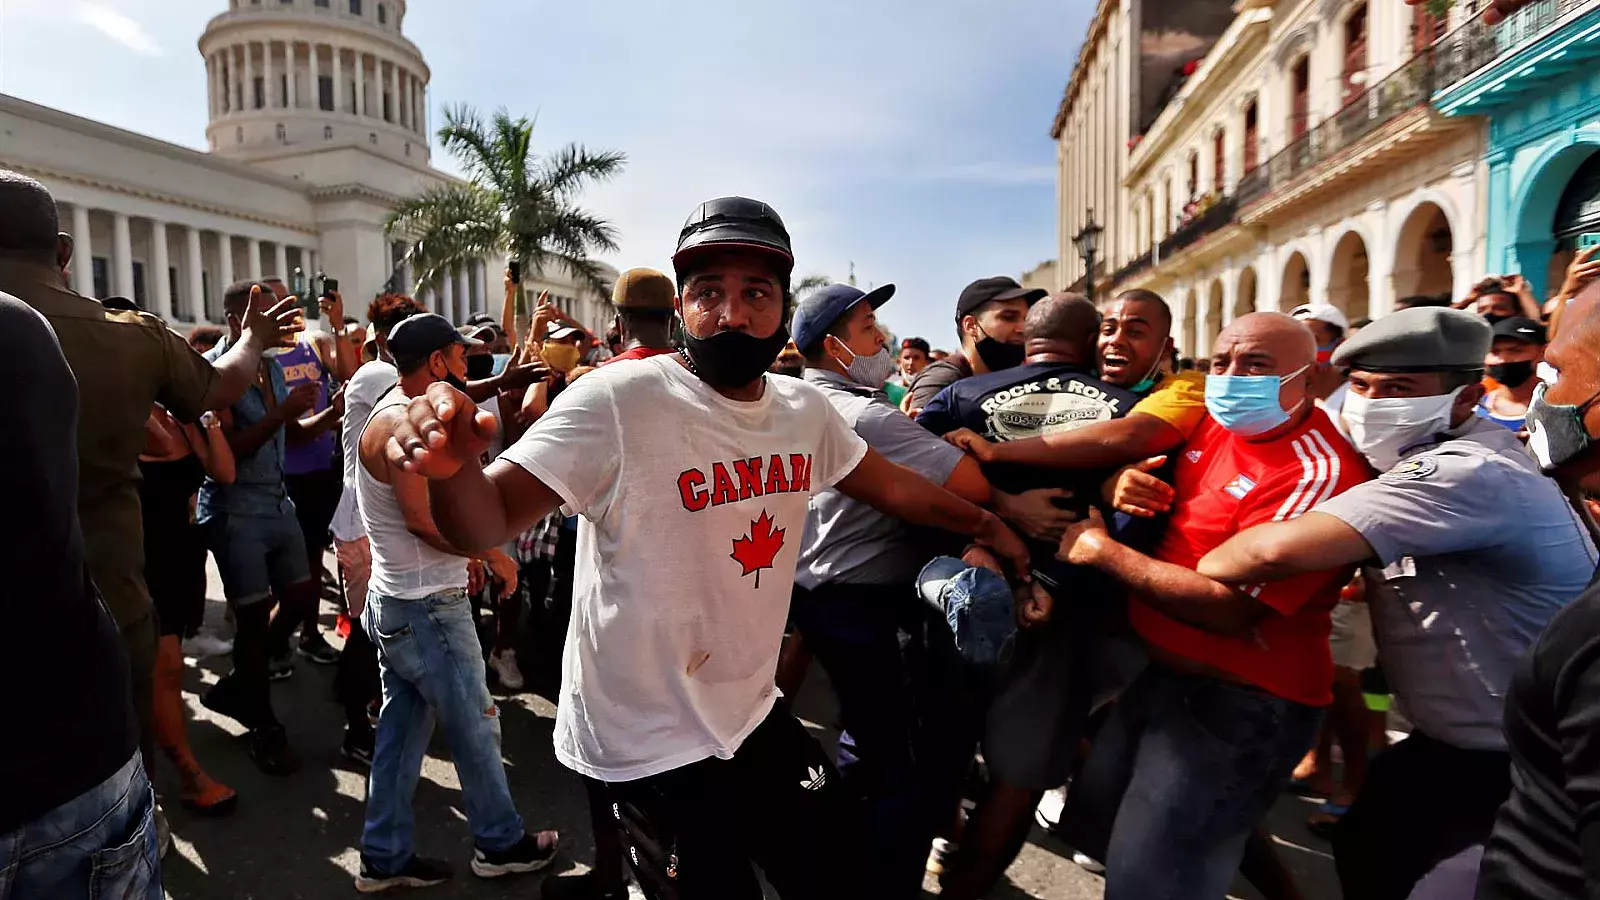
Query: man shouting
375 196 1028 899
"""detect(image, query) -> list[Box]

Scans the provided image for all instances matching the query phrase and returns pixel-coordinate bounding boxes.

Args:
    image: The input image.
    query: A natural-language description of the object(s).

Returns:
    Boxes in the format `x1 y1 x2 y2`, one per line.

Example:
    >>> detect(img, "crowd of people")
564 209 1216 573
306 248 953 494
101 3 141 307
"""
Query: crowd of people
6 161 1600 900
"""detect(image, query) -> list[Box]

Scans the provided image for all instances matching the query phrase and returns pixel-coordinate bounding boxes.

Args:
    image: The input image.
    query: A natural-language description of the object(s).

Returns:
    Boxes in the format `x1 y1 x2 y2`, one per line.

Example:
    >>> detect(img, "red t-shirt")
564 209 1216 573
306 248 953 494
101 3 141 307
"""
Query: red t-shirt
1129 409 1371 706
601 346 675 366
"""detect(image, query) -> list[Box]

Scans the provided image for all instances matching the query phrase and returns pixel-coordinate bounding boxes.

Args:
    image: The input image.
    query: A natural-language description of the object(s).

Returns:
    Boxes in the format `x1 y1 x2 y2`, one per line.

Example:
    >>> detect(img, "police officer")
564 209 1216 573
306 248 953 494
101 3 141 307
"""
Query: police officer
788 282 1000 900
1196 306 1597 900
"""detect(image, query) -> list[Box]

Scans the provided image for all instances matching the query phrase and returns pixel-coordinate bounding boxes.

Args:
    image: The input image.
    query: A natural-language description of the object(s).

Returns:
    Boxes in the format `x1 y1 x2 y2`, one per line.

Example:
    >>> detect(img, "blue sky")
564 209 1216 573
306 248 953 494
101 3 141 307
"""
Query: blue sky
0 0 1089 345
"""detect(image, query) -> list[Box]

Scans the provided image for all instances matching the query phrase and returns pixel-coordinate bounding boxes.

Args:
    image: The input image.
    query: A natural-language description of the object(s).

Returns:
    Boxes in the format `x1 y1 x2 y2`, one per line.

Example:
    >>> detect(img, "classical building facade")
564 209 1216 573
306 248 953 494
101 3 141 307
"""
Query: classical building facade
1051 0 1512 358
1435 0 1600 301
0 0 615 334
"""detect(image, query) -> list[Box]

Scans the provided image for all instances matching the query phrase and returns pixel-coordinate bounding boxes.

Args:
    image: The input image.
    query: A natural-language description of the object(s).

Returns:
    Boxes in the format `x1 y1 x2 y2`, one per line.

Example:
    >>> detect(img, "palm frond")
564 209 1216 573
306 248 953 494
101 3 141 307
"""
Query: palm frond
385 183 504 293
537 143 627 200
435 105 508 194
793 274 832 298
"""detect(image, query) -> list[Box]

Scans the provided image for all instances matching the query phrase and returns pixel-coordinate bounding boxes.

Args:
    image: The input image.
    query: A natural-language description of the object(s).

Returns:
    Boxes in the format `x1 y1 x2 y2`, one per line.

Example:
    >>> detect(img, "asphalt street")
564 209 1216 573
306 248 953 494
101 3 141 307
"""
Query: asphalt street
156 556 1342 899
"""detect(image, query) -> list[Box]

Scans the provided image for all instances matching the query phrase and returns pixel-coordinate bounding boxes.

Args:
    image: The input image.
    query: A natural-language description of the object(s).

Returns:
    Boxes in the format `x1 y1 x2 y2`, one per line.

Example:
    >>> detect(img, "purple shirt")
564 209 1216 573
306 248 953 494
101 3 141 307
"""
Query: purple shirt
277 335 335 475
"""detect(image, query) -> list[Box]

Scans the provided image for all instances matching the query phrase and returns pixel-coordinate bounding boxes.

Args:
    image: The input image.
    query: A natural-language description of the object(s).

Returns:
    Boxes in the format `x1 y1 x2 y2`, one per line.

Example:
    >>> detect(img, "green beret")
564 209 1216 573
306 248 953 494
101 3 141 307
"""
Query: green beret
1330 306 1492 373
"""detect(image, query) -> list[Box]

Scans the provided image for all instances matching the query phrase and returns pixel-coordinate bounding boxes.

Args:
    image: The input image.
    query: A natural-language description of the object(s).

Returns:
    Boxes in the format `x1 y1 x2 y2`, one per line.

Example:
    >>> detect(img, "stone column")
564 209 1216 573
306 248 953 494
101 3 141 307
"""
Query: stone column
472 260 487 310
441 269 455 321
358 52 368 117
217 234 235 320
413 75 423 134
287 42 298 109
456 267 470 319
186 226 204 322
385 61 396 122
263 40 274 108
1221 262 1240 327
399 67 409 128
244 42 257 110
111 211 134 299
150 220 172 319
70 205 94 297
248 238 262 281
272 242 288 281
206 55 216 118
309 43 320 110
303 248 316 278
332 45 343 113
1194 284 1212 359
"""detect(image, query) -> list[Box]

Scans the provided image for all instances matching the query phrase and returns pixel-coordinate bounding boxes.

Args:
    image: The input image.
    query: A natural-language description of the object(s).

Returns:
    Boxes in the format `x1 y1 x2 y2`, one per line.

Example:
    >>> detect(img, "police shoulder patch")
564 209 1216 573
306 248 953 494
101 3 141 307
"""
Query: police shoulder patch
1382 456 1438 481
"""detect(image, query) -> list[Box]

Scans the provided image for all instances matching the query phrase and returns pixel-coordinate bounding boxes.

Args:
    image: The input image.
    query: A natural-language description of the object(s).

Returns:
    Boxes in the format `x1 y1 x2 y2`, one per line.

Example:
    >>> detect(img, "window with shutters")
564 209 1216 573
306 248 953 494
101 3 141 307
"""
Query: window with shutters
1290 58 1310 139
1213 128 1226 191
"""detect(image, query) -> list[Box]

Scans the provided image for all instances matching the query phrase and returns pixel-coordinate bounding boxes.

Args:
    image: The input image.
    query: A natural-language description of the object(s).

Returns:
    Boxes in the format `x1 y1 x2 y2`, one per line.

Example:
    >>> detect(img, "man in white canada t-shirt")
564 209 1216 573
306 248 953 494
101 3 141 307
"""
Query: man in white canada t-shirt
377 197 1030 899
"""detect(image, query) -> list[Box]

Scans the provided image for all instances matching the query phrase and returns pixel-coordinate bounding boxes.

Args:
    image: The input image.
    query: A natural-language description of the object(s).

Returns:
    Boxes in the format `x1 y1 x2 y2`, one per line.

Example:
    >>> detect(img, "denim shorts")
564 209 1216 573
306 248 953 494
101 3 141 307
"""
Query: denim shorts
0 751 161 900
204 508 313 606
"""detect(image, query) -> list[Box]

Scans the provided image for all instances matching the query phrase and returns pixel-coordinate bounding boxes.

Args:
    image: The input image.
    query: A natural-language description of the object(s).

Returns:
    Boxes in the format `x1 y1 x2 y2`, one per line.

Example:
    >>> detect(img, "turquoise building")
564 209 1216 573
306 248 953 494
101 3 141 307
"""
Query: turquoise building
1435 0 1600 300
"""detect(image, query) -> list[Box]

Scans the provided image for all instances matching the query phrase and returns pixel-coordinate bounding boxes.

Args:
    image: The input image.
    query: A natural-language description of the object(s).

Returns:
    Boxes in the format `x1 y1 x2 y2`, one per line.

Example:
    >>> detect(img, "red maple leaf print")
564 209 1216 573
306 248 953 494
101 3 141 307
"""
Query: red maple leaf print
730 510 786 589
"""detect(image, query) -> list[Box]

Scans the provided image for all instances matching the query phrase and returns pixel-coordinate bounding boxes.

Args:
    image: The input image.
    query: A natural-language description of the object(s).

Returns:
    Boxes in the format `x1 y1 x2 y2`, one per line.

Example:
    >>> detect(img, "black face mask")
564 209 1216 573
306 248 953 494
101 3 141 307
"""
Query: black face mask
443 372 469 393
973 325 1025 372
1488 360 1536 388
681 326 790 389
466 354 494 381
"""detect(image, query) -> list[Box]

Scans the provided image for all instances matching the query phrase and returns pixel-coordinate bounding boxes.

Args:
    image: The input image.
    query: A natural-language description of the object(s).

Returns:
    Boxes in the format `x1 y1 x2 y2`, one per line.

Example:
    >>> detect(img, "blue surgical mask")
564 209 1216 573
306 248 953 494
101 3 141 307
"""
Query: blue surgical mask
1204 365 1310 436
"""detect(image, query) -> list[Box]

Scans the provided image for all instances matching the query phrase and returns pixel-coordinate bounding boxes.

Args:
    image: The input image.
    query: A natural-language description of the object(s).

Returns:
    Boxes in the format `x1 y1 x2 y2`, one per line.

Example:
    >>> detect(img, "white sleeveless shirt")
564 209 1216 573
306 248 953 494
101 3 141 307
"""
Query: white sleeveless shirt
356 386 469 600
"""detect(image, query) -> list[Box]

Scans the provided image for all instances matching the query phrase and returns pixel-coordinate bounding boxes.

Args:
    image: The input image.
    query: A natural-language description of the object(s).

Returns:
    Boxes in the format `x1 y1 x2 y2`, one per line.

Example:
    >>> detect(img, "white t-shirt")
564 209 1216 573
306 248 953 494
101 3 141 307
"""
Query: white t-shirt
330 361 399 542
498 354 868 781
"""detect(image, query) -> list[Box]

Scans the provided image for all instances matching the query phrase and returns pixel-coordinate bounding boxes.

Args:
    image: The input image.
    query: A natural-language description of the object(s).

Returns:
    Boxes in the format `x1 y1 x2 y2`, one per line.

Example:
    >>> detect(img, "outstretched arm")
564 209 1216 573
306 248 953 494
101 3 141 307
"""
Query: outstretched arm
1197 513 1375 584
1061 508 1271 637
950 413 1184 470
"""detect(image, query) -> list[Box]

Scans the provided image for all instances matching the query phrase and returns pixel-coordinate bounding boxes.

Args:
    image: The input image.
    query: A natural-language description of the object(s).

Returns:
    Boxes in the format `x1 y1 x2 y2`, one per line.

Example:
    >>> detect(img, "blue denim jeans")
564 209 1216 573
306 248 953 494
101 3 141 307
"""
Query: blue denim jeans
0 752 161 900
1062 665 1322 900
361 588 525 874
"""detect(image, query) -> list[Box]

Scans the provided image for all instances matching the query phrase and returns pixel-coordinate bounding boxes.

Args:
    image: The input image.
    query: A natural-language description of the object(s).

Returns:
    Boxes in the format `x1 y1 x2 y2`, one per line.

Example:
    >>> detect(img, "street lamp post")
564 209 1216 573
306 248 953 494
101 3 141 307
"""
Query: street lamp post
1073 210 1104 303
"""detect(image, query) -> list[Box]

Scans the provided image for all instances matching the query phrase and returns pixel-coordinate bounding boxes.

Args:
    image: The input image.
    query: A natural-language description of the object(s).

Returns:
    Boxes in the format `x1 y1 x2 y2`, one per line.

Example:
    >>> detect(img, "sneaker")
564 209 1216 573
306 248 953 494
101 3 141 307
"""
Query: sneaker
489 649 524 691
342 725 375 767
471 830 559 879
1071 850 1106 875
298 631 341 665
540 871 629 900
926 837 958 876
247 724 301 777
1034 786 1067 833
355 855 453 893
268 653 295 682
181 632 233 659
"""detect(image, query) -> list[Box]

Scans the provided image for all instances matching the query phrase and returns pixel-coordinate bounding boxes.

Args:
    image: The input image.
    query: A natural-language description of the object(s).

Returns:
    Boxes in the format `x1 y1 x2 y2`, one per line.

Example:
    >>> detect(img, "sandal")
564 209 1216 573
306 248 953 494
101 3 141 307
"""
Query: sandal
180 781 239 817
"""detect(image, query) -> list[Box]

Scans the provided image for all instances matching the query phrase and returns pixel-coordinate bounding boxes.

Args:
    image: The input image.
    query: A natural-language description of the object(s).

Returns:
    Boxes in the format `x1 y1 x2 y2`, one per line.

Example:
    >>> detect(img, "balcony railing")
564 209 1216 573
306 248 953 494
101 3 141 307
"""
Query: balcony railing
1109 249 1154 286
1238 45 1437 207
1434 0 1592 90
1159 194 1239 260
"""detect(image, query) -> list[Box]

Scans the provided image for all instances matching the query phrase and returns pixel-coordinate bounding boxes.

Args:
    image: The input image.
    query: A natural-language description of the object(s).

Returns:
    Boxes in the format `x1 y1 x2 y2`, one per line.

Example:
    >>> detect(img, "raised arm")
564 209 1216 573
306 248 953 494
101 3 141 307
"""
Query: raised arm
378 381 566 552
207 285 305 411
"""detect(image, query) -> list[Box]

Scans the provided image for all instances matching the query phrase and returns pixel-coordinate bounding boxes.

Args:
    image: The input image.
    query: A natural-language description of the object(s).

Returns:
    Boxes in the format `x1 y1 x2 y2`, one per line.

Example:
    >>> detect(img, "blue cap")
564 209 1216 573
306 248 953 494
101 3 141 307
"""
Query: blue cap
790 282 895 354
916 556 1015 668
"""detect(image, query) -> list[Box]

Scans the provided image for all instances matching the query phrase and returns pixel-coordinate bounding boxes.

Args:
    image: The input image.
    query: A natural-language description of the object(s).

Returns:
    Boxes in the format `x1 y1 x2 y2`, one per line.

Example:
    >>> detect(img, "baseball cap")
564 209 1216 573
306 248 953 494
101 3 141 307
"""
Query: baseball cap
1290 303 1350 332
790 283 895 354
547 323 585 342
1492 316 1547 344
673 196 794 276
901 337 931 355
955 276 1048 324
459 322 497 342
388 312 480 367
915 556 1015 668
612 267 677 310
465 313 498 327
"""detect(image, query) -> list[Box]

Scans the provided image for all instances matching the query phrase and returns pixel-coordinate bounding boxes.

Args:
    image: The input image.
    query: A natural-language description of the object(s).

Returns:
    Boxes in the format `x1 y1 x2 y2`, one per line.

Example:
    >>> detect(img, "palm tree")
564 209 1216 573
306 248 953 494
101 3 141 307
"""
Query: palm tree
793 274 832 300
385 104 625 311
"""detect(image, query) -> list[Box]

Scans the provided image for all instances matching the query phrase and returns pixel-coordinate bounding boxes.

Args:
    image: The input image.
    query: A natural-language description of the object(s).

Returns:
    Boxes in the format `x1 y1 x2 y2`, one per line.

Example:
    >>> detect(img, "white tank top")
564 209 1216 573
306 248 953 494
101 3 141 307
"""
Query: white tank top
356 387 469 599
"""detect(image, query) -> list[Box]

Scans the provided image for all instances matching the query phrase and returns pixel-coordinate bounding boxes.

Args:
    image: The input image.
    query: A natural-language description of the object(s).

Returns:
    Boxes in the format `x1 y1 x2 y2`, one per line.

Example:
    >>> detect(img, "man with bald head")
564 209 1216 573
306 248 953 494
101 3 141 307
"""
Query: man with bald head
1054 311 1370 899
919 293 1151 900
1198 306 1596 899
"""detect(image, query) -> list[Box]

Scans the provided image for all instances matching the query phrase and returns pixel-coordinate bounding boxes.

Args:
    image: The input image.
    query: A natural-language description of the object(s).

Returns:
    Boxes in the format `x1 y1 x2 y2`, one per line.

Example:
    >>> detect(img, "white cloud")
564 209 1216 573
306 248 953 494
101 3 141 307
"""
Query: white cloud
71 2 162 56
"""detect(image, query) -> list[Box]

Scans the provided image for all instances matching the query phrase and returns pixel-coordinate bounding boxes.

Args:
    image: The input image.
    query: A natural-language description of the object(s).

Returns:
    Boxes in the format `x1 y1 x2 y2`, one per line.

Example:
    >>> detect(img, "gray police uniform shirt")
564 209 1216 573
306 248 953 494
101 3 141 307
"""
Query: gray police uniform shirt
1314 417 1597 751
796 368 964 590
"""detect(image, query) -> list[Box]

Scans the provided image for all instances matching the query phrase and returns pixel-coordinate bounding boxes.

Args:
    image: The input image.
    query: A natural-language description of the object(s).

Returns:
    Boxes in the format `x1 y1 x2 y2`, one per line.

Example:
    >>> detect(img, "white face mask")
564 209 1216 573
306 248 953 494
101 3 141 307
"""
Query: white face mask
1340 386 1465 472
